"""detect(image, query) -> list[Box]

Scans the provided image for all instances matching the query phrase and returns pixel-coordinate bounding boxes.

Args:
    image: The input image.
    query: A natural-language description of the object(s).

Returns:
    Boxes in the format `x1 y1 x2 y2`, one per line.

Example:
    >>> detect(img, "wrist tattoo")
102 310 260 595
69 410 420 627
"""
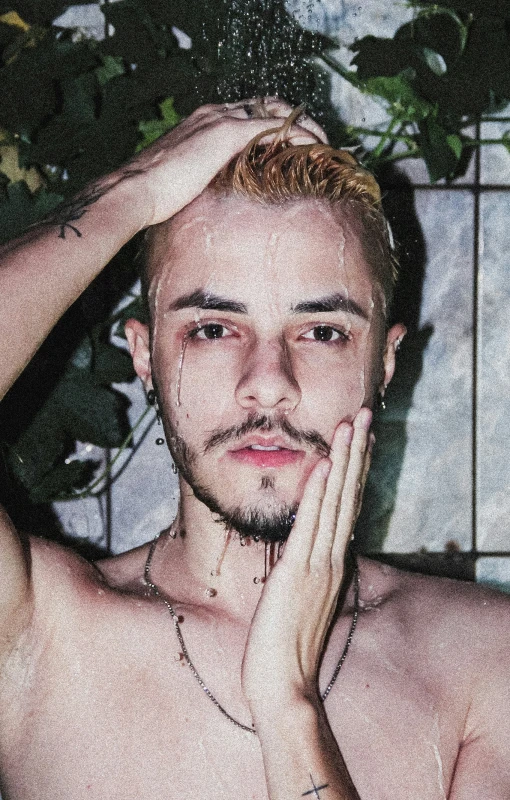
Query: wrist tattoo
302 774 329 798
44 184 106 239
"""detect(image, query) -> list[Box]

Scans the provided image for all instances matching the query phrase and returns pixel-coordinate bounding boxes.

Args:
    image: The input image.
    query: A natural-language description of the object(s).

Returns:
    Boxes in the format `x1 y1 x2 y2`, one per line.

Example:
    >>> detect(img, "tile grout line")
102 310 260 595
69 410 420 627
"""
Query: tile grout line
472 120 482 562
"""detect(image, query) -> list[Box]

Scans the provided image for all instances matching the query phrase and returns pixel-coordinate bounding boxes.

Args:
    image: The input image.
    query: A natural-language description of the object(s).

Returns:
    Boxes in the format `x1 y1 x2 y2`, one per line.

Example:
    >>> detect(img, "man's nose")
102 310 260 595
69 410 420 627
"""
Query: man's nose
235 338 301 413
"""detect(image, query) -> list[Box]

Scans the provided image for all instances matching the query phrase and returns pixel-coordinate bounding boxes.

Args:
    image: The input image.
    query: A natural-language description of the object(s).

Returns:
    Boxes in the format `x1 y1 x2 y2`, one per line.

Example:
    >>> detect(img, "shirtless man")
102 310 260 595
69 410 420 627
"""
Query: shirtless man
0 99 509 800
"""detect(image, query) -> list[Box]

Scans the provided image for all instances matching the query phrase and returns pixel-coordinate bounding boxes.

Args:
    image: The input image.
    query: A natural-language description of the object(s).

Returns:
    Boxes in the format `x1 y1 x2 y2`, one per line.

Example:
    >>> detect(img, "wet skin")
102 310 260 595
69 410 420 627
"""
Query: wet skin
132 193 399 530
1 194 510 800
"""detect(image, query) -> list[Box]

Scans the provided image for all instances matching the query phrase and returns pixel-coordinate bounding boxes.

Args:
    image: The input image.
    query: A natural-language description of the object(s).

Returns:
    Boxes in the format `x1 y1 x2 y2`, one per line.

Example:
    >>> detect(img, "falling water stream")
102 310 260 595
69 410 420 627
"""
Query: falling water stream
214 0 327 116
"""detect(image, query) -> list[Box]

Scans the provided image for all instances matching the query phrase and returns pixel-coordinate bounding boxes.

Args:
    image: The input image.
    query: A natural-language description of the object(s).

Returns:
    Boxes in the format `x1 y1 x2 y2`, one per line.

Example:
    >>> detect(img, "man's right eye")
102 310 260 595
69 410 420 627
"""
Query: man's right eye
191 323 228 340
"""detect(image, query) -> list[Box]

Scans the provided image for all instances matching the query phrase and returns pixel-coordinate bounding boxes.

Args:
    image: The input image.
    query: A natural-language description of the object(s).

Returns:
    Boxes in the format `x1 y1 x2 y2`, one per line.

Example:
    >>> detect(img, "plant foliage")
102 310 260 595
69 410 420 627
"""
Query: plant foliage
0 0 508 506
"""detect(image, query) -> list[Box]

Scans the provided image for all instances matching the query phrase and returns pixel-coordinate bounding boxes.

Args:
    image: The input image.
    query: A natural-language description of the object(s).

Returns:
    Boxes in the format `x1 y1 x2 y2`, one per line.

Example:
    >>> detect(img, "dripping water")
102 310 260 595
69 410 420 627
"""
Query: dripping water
175 337 189 407
213 0 327 118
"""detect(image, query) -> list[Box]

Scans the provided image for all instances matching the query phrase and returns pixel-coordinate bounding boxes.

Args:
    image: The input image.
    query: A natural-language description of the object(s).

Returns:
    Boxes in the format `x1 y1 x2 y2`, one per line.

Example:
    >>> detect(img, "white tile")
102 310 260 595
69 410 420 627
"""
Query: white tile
476 557 510 593
359 190 474 553
476 193 510 551
480 114 510 186
108 380 179 554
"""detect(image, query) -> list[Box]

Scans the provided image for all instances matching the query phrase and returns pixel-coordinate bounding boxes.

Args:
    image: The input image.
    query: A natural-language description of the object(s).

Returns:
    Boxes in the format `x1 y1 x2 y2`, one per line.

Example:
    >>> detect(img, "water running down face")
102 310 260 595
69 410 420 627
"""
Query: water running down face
128 193 404 542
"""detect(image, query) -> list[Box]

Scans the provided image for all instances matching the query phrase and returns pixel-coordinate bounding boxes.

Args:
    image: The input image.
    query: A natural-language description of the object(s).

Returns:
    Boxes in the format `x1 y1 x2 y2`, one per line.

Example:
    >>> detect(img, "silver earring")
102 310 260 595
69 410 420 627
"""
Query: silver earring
148 389 165 445
377 386 387 411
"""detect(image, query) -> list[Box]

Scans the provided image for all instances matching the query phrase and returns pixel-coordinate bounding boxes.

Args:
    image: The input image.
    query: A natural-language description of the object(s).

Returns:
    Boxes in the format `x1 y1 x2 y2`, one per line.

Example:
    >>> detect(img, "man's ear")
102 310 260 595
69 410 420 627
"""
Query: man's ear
125 318 152 389
380 322 407 395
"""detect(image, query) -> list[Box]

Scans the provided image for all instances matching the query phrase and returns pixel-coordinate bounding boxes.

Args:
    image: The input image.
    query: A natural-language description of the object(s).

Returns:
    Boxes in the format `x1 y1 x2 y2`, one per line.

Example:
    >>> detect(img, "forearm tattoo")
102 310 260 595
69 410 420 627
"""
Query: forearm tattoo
44 166 144 240
302 774 329 798
44 185 106 239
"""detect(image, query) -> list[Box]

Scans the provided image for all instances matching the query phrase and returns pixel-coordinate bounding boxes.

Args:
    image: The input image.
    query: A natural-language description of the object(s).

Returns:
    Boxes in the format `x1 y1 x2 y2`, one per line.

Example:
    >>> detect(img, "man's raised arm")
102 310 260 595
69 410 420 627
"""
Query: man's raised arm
0 101 325 400
0 99 324 662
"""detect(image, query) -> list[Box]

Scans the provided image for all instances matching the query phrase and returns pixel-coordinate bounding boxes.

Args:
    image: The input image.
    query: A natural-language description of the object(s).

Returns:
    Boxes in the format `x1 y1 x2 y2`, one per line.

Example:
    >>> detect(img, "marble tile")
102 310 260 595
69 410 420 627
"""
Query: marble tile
480 117 510 186
476 557 510 594
288 0 414 40
476 193 510 551
108 379 179 555
357 190 474 553
55 491 108 550
53 4 106 40
290 0 413 146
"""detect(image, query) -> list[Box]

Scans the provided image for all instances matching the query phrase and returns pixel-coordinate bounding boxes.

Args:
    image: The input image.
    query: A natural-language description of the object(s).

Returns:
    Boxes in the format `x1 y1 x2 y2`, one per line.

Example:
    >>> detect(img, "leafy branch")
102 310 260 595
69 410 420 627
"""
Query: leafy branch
320 2 510 180
0 0 508 508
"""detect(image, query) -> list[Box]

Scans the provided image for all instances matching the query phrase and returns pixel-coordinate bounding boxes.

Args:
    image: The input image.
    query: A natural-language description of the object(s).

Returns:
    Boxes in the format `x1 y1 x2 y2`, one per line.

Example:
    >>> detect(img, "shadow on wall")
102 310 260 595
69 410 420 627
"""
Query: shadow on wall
355 168 431 553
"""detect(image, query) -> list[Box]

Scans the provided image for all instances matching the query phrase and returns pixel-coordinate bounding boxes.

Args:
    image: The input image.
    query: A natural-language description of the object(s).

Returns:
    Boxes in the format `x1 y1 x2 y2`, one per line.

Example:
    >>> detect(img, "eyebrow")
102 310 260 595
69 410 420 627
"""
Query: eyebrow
167 289 369 320
292 293 369 320
167 289 248 314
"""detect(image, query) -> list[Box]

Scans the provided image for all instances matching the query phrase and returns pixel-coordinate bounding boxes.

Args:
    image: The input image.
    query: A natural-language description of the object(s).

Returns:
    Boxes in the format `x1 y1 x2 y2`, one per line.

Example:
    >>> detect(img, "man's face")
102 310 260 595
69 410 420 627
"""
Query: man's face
137 193 396 540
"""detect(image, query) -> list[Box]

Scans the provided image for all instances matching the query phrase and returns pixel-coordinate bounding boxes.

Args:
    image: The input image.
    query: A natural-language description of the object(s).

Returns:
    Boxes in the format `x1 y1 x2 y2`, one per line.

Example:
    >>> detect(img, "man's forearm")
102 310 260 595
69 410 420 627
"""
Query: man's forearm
0 171 144 399
255 698 360 800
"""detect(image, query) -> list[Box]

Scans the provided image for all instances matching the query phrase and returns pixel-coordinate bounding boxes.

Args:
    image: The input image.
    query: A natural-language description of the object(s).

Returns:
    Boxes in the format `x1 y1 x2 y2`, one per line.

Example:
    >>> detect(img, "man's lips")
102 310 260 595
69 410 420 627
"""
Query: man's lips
228 436 304 468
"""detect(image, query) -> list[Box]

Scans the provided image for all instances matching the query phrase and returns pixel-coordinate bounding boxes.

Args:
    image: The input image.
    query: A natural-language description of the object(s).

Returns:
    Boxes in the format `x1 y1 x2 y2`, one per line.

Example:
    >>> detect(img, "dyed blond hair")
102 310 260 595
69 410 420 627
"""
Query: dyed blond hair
142 108 398 309
210 111 398 305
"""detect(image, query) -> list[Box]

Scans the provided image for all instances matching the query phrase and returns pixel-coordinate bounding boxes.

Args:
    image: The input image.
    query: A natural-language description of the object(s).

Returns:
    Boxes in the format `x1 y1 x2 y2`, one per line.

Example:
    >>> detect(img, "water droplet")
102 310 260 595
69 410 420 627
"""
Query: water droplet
156 437 165 446
205 587 217 598
175 337 188 407
253 577 260 584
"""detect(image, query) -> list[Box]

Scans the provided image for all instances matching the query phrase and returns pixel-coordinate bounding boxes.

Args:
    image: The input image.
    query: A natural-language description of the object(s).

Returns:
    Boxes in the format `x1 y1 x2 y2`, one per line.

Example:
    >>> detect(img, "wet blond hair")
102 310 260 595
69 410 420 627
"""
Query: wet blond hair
142 108 398 310
210 109 398 306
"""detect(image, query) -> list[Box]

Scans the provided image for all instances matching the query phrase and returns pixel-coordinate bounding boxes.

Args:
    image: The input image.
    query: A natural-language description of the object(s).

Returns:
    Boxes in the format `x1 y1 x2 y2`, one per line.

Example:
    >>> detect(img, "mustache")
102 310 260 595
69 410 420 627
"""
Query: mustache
203 414 330 458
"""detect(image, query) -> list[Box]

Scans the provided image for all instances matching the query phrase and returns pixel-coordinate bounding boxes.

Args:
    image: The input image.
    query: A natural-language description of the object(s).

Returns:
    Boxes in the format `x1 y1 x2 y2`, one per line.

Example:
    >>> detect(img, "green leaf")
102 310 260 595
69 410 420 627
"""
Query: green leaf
53 370 131 448
95 54 125 86
0 182 63 245
361 71 434 122
419 117 462 181
410 0 510 20
411 6 468 54
446 133 463 159
30 458 99 504
91 341 135 385
136 96 180 151
8 401 67 489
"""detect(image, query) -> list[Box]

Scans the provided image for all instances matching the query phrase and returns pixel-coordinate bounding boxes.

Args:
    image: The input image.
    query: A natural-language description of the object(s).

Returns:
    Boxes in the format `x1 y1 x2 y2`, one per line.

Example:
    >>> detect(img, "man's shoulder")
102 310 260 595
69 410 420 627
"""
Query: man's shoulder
360 555 510 661
29 537 143 623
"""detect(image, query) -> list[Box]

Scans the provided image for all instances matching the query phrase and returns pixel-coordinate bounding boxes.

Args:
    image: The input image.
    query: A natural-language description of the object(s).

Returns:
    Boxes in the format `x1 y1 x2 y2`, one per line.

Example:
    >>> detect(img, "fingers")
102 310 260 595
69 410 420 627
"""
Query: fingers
194 98 329 144
283 457 331 567
310 423 353 565
331 409 372 564
284 408 373 574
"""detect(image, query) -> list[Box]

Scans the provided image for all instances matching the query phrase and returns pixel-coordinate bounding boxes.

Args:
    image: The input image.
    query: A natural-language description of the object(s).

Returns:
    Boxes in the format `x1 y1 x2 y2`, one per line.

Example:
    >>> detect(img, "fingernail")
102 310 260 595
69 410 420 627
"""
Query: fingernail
320 459 332 478
342 424 354 445
355 408 373 431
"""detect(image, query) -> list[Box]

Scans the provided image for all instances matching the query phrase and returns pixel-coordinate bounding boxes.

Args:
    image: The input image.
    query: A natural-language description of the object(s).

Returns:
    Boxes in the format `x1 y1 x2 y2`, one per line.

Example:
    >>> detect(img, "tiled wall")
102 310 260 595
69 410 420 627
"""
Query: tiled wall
55 1 510 589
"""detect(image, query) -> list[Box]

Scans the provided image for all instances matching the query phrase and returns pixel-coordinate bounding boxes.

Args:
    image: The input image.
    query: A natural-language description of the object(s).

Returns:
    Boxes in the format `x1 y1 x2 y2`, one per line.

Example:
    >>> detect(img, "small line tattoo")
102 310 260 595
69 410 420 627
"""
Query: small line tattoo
44 185 106 239
302 774 329 798
42 165 144 240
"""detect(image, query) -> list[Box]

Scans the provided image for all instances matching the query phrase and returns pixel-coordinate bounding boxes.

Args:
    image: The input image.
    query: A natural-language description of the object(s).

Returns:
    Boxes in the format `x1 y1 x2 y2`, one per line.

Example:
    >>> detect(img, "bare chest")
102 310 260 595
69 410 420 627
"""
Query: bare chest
1 603 466 800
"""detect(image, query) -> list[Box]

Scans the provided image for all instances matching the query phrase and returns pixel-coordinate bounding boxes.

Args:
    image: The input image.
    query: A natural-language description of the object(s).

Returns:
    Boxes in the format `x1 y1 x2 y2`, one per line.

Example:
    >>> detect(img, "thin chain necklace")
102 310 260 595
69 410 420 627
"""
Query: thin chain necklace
144 532 359 735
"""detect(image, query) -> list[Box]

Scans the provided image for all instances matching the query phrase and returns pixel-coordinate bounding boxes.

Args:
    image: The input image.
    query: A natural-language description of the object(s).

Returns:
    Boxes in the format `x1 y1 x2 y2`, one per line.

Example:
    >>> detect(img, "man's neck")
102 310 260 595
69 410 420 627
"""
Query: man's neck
148 481 273 623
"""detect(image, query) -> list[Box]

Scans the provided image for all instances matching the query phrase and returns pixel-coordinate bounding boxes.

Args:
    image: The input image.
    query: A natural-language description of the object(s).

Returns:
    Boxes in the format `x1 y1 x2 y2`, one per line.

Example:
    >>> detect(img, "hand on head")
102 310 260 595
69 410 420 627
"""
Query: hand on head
122 98 328 229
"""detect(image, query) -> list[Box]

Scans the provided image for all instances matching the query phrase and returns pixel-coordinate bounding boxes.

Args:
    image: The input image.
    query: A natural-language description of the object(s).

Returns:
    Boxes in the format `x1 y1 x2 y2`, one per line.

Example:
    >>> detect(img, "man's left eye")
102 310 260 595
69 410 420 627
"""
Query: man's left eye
302 326 348 342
